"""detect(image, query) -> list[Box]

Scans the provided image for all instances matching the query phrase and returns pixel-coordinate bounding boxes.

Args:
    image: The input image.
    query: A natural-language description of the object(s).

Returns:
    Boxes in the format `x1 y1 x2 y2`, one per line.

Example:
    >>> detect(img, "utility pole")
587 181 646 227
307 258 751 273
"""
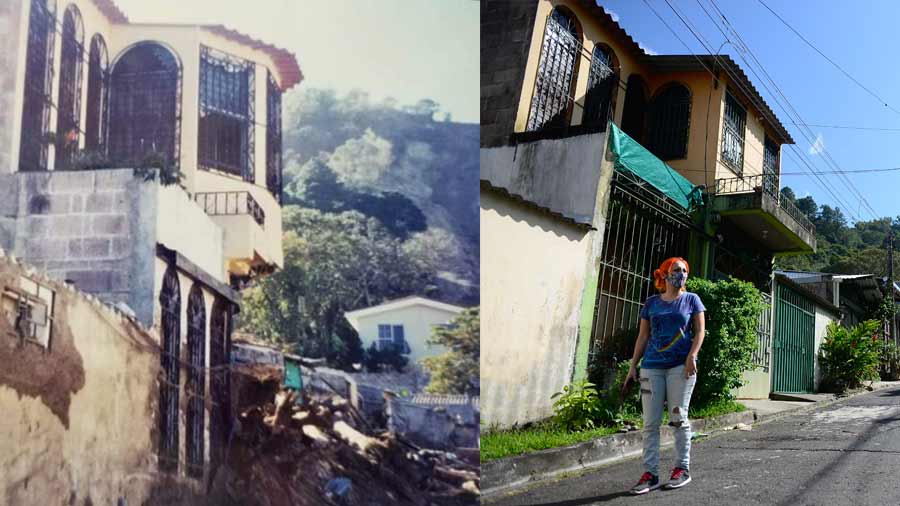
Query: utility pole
888 229 896 349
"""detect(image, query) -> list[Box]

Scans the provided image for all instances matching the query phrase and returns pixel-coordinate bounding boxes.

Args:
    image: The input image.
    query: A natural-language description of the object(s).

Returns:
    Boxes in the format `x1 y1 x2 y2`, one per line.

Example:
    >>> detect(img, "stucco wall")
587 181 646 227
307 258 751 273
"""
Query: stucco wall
480 189 593 428
814 305 839 391
354 304 462 365
156 184 226 283
0 0 24 175
0 253 164 505
480 132 607 225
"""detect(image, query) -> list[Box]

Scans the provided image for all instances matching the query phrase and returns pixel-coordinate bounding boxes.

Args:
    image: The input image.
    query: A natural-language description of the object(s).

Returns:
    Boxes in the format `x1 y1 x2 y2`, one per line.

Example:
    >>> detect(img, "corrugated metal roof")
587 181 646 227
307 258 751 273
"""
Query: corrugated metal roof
90 0 302 90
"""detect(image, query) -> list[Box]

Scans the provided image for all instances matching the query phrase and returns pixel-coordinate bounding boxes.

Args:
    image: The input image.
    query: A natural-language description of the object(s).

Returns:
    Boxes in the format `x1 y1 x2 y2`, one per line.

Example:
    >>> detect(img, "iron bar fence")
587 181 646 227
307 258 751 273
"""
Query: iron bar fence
194 191 265 227
713 173 816 236
752 292 773 371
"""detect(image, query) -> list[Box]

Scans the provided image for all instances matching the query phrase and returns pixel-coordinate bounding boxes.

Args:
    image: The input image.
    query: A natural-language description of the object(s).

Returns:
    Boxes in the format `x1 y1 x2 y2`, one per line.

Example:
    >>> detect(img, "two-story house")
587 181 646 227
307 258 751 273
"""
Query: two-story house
0 0 296 488
481 0 816 427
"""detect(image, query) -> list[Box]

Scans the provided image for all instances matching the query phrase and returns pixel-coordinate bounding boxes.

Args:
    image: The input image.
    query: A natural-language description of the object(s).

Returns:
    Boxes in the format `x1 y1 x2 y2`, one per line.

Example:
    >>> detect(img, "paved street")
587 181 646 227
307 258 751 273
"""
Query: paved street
486 386 900 506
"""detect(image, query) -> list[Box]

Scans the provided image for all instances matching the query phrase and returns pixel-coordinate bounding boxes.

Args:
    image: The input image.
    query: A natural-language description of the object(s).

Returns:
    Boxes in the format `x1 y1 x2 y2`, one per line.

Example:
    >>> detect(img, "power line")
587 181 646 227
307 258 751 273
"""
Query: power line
678 166 900 175
647 0 863 222
702 0 878 221
757 0 900 117
787 123 900 132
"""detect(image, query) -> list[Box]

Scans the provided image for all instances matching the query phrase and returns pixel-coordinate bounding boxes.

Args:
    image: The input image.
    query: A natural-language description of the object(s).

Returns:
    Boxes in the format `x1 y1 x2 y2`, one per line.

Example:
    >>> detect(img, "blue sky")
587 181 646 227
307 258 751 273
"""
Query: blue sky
599 0 900 224
116 0 479 123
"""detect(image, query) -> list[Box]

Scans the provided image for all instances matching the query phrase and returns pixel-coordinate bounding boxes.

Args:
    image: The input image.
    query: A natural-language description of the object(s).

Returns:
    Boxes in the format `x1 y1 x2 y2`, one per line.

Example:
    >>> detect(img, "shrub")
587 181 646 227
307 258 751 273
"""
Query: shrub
819 320 881 392
363 342 408 373
880 341 900 381
550 379 602 431
596 360 641 425
685 277 765 406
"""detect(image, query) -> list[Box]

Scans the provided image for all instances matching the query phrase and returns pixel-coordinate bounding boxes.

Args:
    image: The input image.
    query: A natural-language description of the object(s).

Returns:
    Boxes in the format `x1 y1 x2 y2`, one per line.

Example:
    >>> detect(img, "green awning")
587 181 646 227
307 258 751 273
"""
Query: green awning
608 123 703 210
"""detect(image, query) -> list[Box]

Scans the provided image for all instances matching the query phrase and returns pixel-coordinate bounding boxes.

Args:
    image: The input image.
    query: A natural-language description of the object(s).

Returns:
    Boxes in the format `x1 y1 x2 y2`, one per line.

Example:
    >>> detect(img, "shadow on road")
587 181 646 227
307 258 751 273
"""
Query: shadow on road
525 491 632 505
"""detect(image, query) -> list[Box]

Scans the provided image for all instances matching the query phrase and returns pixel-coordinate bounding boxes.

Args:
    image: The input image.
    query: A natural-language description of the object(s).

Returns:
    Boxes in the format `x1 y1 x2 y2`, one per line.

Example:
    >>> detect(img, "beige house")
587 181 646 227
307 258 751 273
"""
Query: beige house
345 296 465 365
0 0 297 493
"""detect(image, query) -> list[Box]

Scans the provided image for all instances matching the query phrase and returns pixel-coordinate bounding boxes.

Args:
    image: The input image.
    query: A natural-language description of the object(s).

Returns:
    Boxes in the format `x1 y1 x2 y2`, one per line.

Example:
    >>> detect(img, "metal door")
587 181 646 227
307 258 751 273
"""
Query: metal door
772 282 815 393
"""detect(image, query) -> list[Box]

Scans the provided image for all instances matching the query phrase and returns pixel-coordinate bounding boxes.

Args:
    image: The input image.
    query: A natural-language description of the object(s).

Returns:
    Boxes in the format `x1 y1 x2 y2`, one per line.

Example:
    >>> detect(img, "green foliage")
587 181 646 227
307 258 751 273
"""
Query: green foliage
240 207 445 364
595 360 641 425
422 307 479 395
819 320 882 392
685 277 765 405
880 341 900 381
551 379 603 431
362 342 408 373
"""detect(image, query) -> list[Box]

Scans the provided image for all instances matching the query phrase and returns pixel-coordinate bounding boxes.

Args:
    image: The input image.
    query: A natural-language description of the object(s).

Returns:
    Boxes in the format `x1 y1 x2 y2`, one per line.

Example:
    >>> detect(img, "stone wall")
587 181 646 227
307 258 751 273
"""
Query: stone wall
386 394 479 450
0 169 159 325
0 0 23 174
481 0 538 147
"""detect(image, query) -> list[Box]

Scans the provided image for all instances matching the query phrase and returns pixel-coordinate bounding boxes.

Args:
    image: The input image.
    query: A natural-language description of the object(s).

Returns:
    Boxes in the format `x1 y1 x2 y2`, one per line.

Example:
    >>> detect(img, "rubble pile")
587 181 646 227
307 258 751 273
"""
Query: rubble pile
209 368 480 506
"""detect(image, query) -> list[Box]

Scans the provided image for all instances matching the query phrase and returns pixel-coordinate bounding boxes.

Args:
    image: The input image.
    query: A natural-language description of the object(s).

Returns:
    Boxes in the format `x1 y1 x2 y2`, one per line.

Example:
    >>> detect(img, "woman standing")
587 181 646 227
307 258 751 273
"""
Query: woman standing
627 257 706 495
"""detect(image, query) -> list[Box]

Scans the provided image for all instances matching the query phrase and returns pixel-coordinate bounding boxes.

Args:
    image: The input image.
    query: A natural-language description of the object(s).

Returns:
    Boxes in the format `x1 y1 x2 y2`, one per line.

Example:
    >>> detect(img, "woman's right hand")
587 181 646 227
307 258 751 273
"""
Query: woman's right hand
623 364 638 393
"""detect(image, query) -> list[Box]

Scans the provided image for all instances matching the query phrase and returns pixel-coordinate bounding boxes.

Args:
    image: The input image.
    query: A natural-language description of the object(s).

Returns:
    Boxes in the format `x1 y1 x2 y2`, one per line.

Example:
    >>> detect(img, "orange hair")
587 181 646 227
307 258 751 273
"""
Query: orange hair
653 257 690 292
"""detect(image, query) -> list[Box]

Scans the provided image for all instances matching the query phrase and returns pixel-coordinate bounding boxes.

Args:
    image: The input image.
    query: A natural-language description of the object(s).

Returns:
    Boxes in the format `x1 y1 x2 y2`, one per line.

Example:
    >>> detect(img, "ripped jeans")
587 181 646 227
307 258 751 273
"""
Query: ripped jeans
639 363 697 476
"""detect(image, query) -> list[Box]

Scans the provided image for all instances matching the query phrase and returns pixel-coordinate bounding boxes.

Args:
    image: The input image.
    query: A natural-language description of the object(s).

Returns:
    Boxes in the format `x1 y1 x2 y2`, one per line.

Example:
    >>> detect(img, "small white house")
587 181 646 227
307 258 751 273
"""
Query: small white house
344 296 465 364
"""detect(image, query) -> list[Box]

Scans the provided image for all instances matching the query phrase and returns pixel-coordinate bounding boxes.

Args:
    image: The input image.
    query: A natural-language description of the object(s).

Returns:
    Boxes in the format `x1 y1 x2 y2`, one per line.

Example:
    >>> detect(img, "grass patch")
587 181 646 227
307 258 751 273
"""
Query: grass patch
690 399 746 419
481 400 746 462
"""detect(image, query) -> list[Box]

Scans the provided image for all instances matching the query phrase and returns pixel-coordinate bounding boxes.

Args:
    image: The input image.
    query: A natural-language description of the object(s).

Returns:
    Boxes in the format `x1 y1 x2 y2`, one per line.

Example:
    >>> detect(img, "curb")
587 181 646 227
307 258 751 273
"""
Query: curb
482 382 900 501
481 409 754 499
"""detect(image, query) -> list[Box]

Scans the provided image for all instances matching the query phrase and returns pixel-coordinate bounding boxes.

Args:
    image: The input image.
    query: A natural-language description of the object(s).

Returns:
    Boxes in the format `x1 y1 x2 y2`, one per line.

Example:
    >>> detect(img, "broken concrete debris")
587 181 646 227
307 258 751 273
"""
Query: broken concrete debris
207 365 480 505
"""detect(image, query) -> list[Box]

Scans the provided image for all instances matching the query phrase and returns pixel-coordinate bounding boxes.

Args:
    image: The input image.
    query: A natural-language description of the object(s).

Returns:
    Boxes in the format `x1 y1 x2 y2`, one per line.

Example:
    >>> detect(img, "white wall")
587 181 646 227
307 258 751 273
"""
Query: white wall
156 185 225 282
814 306 839 391
354 304 462 365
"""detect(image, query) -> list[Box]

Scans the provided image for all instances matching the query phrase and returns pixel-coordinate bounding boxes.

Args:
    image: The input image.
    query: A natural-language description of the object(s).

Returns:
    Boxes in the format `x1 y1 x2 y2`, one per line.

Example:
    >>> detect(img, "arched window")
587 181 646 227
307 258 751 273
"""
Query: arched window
266 71 283 202
186 284 207 478
85 34 109 154
19 0 57 172
159 265 181 471
582 44 618 129
621 75 648 142
109 42 181 171
527 7 581 131
647 83 692 160
209 298 232 477
55 5 84 169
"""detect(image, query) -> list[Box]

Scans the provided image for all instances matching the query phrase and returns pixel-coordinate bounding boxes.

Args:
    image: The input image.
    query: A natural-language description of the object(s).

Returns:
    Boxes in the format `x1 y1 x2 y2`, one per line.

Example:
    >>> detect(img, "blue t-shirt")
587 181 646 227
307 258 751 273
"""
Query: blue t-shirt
639 292 706 369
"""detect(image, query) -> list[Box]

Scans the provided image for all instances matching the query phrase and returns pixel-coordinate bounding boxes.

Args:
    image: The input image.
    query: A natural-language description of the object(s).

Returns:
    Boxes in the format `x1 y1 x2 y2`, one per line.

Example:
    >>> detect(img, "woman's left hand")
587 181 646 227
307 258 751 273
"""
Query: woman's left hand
684 356 697 378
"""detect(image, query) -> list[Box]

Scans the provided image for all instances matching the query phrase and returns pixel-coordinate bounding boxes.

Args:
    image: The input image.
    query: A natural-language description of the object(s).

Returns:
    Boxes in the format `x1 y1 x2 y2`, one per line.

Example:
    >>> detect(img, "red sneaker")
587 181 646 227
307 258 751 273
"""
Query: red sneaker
629 472 660 495
665 467 691 489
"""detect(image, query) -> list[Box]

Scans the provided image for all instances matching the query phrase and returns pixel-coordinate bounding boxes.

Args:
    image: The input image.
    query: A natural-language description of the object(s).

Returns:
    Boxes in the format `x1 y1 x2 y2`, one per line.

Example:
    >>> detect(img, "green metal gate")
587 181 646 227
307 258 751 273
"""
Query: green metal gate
772 282 815 393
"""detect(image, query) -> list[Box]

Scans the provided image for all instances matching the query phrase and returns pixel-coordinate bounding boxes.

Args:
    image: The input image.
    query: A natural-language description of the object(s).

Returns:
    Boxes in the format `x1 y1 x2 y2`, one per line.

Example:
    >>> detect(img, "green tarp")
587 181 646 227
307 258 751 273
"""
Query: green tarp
284 359 303 391
608 123 703 210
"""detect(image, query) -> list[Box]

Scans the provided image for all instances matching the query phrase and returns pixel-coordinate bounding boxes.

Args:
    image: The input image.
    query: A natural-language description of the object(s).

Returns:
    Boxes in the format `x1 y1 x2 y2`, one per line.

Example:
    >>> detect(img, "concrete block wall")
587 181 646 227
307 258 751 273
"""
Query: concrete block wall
481 0 538 148
0 169 159 324
0 0 24 174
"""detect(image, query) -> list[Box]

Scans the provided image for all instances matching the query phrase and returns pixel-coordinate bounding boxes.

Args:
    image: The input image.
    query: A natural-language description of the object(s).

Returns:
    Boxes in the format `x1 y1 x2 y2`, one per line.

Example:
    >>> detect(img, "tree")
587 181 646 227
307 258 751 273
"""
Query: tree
422 307 479 395
240 207 447 363
780 186 796 203
794 195 818 222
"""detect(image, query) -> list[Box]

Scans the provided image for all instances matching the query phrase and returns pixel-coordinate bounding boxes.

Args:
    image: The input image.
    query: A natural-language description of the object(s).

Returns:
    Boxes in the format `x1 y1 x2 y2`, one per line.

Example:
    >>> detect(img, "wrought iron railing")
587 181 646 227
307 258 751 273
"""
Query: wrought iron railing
194 191 265 227
713 174 816 236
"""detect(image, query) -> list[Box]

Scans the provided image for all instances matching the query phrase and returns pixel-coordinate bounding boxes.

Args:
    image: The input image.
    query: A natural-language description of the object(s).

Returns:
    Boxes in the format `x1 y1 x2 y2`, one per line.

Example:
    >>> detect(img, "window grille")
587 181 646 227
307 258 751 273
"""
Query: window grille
199 46 255 182
19 0 57 172
621 75 648 142
266 72 283 202
209 298 232 476
763 136 780 196
55 5 84 169
526 8 580 131
647 84 691 160
109 43 182 171
377 324 410 354
85 34 109 154
721 90 747 173
186 284 206 478
582 45 616 129
158 266 181 472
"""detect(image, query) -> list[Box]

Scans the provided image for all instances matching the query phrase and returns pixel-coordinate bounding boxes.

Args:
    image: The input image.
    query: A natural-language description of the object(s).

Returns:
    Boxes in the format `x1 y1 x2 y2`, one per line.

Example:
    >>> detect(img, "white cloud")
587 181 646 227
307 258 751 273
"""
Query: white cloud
640 43 659 55
604 7 621 23
808 133 826 155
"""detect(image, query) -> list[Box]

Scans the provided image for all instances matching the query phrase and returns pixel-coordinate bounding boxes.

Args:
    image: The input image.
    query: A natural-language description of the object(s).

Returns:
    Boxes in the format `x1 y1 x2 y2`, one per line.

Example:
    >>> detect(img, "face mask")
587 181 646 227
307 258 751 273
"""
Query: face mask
668 271 687 288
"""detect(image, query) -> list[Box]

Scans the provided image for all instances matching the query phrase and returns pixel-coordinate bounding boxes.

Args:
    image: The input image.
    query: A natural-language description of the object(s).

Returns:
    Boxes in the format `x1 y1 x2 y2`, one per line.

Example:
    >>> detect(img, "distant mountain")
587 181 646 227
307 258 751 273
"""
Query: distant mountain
281 88 479 304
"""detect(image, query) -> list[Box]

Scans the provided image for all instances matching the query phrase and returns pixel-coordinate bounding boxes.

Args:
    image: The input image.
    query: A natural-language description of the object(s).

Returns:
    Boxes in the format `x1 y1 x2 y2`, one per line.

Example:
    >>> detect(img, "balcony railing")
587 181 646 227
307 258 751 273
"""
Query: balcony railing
194 191 265 227
713 174 815 236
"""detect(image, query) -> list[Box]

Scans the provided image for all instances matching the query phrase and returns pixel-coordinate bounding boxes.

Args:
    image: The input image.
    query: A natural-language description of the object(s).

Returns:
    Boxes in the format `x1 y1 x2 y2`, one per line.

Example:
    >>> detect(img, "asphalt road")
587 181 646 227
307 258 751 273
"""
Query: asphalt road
485 386 900 506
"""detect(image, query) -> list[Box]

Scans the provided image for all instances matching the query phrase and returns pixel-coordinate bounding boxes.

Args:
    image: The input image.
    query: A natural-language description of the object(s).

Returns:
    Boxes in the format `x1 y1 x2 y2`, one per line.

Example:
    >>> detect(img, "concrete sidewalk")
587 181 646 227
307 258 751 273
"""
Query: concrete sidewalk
482 380 900 500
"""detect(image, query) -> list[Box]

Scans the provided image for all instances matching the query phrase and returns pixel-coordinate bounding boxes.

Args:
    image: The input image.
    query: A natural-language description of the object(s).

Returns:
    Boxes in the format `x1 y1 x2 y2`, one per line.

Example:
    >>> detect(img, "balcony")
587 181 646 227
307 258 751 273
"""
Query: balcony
194 191 278 278
712 174 816 254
